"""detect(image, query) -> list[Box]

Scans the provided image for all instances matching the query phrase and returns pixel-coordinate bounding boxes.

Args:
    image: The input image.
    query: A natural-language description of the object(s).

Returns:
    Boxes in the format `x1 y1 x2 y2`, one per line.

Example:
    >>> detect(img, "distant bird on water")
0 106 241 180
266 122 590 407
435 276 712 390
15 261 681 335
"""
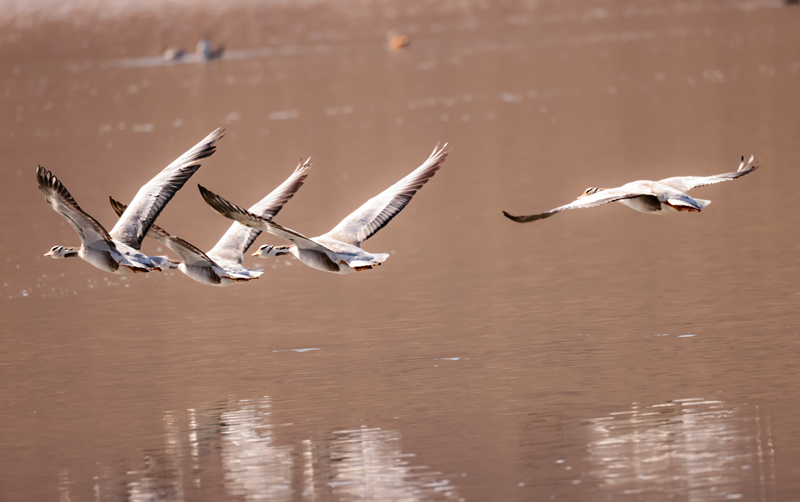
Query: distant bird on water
38 128 224 274
197 38 224 60
109 160 311 286
503 155 760 223
199 144 449 275
162 47 185 61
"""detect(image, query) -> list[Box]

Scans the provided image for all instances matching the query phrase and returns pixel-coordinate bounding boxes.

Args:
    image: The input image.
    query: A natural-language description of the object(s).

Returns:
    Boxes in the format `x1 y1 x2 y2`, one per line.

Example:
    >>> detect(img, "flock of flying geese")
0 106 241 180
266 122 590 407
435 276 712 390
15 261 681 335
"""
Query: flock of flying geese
37 128 759 287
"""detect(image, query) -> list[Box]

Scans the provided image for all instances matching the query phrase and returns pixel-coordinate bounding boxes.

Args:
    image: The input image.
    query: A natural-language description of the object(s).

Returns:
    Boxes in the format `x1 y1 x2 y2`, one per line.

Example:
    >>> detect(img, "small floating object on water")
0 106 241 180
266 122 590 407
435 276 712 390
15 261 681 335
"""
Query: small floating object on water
387 31 410 50
503 155 760 223
162 47 185 61
197 37 225 61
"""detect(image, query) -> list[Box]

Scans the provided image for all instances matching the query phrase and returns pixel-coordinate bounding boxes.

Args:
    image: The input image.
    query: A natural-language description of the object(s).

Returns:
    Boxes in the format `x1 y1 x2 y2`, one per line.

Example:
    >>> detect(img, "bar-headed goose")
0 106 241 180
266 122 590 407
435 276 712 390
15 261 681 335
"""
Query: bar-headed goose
38 128 224 274
503 155 759 223
198 144 449 274
109 159 311 286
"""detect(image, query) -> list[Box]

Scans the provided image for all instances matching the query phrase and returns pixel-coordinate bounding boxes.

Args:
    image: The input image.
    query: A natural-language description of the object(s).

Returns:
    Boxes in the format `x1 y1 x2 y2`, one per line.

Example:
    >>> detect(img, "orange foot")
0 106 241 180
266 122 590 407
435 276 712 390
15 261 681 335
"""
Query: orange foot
227 276 255 282
122 264 150 273
665 202 700 212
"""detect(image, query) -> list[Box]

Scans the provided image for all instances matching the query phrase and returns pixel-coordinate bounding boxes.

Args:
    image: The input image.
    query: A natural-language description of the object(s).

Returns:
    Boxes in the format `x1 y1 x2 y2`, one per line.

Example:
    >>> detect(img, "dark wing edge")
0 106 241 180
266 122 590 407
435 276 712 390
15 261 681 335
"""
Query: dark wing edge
658 155 760 191
502 210 558 223
198 184 268 230
249 157 312 220
109 127 225 249
210 157 313 261
109 196 216 266
109 196 172 242
325 143 449 246
36 165 114 244
199 184 325 251
502 189 644 224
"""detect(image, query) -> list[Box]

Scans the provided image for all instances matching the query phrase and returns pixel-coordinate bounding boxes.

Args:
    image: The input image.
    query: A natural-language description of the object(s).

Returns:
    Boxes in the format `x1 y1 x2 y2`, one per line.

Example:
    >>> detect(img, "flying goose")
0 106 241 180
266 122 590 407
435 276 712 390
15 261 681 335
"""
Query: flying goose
38 128 224 274
198 144 449 274
109 159 311 286
503 155 759 223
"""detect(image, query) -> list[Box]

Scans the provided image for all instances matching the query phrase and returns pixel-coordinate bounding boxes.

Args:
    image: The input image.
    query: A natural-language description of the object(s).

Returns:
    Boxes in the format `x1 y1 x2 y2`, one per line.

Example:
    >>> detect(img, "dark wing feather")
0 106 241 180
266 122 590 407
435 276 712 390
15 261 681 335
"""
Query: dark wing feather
109 196 216 267
207 158 311 264
109 128 224 250
37 165 115 249
658 155 760 192
199 185 329 252
323 144 448 247
502 187 646 223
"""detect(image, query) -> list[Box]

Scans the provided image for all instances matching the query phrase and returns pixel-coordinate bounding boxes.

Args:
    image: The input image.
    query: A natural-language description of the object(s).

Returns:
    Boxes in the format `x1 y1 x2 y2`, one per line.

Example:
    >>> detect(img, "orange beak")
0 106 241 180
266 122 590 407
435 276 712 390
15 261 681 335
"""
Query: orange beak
44 250 54 257
251 251 259 257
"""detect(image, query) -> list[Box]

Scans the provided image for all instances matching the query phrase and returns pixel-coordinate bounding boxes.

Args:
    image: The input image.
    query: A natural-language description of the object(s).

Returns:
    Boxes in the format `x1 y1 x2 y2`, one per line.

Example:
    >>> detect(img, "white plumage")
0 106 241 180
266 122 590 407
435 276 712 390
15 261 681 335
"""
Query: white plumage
38 128 224 274
504 155 759 223
109 159 311 286
199 144 449 274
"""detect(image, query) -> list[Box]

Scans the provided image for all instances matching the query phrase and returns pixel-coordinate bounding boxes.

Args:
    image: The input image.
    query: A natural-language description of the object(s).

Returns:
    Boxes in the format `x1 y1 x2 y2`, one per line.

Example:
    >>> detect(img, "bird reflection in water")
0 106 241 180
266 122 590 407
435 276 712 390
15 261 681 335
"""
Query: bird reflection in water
127 411 186 502
84 397 459 501
585 398 777 501
219 398 294 501
312 426 460 501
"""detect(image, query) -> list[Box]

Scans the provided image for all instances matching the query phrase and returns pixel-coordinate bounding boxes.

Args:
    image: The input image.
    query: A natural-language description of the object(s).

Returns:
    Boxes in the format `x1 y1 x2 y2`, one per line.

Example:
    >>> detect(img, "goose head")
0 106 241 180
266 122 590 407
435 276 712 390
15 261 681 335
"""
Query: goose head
44 245 78 258
578 187 606 199
252 244 278 258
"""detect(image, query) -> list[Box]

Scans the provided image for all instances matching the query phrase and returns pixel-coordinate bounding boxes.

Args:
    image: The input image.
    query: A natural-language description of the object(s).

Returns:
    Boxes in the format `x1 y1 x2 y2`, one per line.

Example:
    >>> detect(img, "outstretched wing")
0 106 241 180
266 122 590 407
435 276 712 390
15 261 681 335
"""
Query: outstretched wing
323 144 449 247
109 128 224 250
207 158 311 264
109 197 215 267
502 187 647 223
658 155 760 192
37 165 115 250
199 185 330 252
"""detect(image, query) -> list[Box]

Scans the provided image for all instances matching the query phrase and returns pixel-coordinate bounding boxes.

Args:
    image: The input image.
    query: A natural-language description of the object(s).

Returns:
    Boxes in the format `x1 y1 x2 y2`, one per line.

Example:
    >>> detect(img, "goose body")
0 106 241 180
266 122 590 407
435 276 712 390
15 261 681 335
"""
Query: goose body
257 236 389 275
109 159 311 286
503 156 759 223
38 128 224 274
199 144 449 275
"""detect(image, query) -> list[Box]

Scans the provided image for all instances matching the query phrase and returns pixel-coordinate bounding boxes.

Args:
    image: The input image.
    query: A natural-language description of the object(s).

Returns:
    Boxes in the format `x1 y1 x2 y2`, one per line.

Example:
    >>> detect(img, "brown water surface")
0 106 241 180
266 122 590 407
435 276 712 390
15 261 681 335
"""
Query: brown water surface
1 1 799 500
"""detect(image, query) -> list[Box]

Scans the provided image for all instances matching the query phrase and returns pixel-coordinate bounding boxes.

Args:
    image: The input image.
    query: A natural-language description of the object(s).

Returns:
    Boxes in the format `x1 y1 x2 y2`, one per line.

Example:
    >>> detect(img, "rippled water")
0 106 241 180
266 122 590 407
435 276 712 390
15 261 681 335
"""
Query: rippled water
1 0 799 500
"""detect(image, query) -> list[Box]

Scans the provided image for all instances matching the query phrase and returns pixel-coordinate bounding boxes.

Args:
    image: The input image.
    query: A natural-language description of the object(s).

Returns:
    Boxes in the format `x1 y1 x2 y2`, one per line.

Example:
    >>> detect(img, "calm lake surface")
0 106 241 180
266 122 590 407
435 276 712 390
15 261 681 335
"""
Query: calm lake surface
1 0 799 500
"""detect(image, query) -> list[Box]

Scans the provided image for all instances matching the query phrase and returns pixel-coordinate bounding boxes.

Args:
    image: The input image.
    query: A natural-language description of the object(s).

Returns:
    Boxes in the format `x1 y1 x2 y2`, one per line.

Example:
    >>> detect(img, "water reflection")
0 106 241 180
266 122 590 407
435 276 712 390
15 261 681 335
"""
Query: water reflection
220 398 293 501
127 412 186 502
321 427 459 501
585 398 776 501
87 397 458 501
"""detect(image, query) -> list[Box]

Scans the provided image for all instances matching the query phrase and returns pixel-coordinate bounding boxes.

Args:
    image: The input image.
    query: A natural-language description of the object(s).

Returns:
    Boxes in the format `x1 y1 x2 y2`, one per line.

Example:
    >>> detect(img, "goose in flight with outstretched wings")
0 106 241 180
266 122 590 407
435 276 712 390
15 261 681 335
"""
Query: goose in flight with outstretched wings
199 144 449 274
109 159 310 285
38 128 224 274
503 155 759 223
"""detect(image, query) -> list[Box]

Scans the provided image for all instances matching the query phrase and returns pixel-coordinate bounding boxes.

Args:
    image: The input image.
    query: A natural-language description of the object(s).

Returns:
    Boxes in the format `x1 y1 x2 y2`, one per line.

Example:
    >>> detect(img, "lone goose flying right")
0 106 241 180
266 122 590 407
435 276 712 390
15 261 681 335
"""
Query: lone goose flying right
503 155 760 223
